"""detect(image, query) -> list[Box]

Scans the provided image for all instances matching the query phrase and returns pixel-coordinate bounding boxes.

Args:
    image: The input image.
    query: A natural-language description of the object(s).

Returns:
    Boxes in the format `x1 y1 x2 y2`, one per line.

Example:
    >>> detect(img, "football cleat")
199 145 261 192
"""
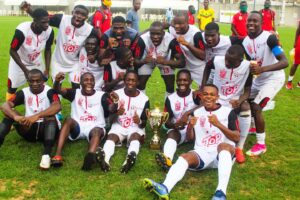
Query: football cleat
95 147 111 172
285 81 293 90
212 190 227 200
81 152 96 171
235 148 245 164
246 143 267 156
143 178 169 200
297 82 300 88
155 152 172 171
120 151 136 174
51 155 63 168
40 154 51 170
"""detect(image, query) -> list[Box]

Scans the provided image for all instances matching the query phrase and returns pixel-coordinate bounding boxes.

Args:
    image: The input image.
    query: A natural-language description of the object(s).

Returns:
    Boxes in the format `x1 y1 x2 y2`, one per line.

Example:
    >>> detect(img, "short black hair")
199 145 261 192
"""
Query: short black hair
112 16 126 24
227 45 244 60
250 10 263 19
80 72 95 82
32 8 48 20
205 22 219 32
28 69 44 78
74 5 89 14
150 21 164 29
125 69 138 79
115 47 131 61
86 35 100 44
240 0 247 4
203 84 219 92
177 69 191 80
174 11 189 22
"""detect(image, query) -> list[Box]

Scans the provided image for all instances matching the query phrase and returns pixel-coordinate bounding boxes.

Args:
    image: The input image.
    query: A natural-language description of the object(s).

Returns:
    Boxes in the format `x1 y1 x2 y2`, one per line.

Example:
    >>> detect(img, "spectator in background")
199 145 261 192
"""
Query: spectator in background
187 5 196 25
231 1 248 38
126 0 141 32
91 0 112 38
260 0 276 31
166 7 174 25
197 0 215 31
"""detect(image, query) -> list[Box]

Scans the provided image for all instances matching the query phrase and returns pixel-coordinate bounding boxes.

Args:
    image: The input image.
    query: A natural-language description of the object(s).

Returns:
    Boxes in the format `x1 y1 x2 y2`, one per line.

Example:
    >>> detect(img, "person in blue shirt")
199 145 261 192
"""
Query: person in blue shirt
126 0 141 32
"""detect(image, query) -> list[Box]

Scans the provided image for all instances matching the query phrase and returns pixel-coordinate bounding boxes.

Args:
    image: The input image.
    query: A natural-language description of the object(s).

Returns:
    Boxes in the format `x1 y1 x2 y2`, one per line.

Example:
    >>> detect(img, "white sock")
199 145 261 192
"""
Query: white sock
288 76 294 82
250 117 255 128
163 156 189 192
237 115 251 149
103 140 115 163
216 150 233 195
163 138 177 160
128 140 140 155
256 132 266 145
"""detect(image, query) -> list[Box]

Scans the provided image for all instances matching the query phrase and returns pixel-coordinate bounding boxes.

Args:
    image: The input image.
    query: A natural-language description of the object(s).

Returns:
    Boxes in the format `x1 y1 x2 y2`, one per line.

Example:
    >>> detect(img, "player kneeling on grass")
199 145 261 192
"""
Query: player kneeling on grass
155 69 200 171
144 84 240 200
97 70 150 174
202 45 252 164
51 72 117 171
0 69 61 170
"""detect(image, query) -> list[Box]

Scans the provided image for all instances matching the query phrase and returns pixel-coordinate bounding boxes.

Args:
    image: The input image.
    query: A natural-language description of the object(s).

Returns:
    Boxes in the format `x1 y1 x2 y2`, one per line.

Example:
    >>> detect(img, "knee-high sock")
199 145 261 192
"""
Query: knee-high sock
0 118 14 146
163 138 177 161
103 140 115 163
43 121 57 155
216 150 233 195
237 115 251 149
128 140 140 155
163 156 189 192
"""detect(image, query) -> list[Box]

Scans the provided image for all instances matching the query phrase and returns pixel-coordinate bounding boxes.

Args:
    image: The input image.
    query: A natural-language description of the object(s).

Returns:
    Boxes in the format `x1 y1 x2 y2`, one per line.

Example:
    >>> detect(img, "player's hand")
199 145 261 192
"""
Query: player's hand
24 115 40 125
132 110 140 124
156 56 166 65
100 58 111 65
143 54 155 64
108 38 118 49
109 92 119 104
250 61 263 75
188 116 198 126
229 99 241 109
55 72 65 82
208 114 220 127
20 1 31 12
174 121 186 130
177 36 189 46
193 90 202 100
24 69 30 81
123 39 131 48
180 112 190 124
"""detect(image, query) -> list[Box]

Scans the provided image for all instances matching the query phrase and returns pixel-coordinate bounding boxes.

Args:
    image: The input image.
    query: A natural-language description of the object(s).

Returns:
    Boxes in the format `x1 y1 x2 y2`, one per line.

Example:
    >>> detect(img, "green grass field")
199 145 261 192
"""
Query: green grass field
0 16 300 200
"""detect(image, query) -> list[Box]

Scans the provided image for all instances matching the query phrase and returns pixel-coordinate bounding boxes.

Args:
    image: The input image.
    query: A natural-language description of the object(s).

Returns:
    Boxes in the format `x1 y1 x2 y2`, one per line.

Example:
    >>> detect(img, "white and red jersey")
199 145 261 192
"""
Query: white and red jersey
114 88 149 129
79 48 104 90
193 105 238 152
165 90 198 123
103 61 127 89
9 21 53 67
243 31 285 85
53 15 93 68
71 89 106 128
212 56 250 107
169 25 205 69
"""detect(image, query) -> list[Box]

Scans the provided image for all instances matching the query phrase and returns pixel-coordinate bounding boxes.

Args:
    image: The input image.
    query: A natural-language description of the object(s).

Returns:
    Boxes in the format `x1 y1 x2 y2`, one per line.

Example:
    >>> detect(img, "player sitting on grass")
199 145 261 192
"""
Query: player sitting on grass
202 45 252 164
155 69 200 171
0 69 61 170
51 72 117 171
97 70 150 174
144 84 240 200
102 47 134 92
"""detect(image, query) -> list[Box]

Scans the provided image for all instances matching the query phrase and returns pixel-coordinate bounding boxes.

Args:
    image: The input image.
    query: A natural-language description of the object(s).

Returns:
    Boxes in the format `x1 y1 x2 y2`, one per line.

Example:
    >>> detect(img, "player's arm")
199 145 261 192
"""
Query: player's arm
49 14 63 28
294 22 300 48
0 91 25 121
53 72 76 101
139 100 150 129
209 110 240 143
102 64 124 92
158 39 185 68
10 29 29 79
238 71 252 104
20 1 33 17
201 58 215 88
101 93 118 118
230 35 244 45
44 29 54 80
98 34 113 65
133 37 149 68
164 97 175 129
177 32 205 60
186 112 196 141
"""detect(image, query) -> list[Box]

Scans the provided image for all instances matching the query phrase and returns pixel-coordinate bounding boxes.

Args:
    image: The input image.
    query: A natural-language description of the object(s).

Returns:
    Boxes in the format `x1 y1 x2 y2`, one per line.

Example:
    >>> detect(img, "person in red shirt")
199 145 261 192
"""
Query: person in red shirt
260 0 276 31
92 0 112 38
231 1 248 38
187 5 196 25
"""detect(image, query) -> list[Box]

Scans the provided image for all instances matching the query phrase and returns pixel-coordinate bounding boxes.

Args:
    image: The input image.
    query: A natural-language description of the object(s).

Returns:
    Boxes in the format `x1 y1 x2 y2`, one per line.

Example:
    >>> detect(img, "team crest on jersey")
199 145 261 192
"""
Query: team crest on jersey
25 36 33 46
199 116 206 128
78 98 84 107
175 101 181 111
202 130 222 147
80 54 85 63
27 96 33 106
219 69 227 79
65 26 72 35
246 43 253 54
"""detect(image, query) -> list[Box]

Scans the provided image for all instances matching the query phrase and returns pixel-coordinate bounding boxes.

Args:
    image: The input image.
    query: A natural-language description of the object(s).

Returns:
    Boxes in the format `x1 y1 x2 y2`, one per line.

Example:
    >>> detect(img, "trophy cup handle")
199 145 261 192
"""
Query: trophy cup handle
146 108 151 119
161 112 169 123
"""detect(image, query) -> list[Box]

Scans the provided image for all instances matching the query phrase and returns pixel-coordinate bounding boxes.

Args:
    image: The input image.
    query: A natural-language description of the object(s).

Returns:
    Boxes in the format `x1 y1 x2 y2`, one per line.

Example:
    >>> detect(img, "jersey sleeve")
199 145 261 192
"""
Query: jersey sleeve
103 64 112 82
10 29 25 51
267 34 283 56
207 57 215 69
168 38 183 59
100 34 109 49
228 110 239 131
63 89 76 102
164 97 174 119
45 29 54 50
101 93 110 118
193 32 205 51
12 90 25 107
93 11 104 28
47 89 60 104
140 100 150 121
49 14 63 28
134 37 146 59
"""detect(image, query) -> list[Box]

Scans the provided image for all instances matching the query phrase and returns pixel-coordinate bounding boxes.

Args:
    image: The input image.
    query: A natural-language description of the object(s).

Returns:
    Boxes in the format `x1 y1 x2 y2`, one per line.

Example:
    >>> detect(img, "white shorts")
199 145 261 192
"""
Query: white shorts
138 64 174 76
250 79 284 107
69 123 106 142
51 59 81 84
166 126 187 145
108 123 145 146
8 60 45 88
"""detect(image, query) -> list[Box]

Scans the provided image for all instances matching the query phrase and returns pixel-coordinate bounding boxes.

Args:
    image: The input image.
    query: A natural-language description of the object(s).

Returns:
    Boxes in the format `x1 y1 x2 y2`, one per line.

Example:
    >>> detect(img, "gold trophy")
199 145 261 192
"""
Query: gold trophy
146 107 169 150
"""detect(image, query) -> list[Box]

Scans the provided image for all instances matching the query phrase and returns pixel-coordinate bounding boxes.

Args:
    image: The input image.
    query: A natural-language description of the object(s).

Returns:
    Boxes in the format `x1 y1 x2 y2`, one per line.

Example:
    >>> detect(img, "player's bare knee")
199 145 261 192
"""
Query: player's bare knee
180 152 199 166
250 102 262 114
44 116 56 122
129 133 141 141
217 143 234 154
167 130 181 143
107 134 119 143
239 101 251 117
89 127 104 138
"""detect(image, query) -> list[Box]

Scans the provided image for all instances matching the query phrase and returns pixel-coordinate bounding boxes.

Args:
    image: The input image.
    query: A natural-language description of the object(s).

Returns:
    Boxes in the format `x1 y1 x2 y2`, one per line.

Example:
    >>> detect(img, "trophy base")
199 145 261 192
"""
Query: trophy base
150 143 161 150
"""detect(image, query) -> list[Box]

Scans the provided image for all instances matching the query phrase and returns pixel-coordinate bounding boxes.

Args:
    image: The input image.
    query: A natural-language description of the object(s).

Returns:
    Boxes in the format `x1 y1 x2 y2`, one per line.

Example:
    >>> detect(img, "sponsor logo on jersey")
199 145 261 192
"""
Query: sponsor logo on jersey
27 96 33 106
25 36 33 46
246 43 253 54
80 114 97 122
221 84 238 96
63 43 80 53
202 130 222 147
28 51 41 62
